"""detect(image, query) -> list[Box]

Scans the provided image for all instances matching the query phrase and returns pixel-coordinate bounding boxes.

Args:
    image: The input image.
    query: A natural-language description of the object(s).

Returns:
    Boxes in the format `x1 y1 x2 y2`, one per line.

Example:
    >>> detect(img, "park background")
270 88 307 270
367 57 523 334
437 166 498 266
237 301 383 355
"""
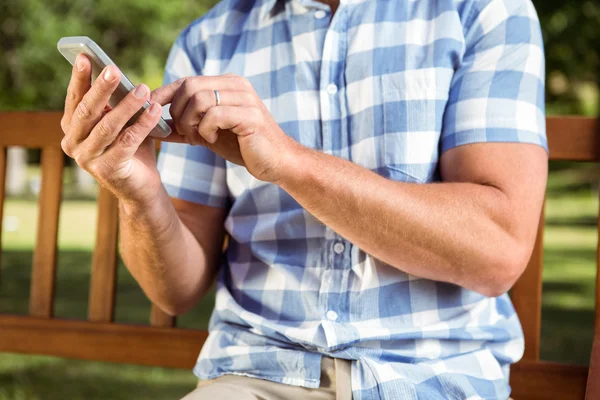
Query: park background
0 0 598 398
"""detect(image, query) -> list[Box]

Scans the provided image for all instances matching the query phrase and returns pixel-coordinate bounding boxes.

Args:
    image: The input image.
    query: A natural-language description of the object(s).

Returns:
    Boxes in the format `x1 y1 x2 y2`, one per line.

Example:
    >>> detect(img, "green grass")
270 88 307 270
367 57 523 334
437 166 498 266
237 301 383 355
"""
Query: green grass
0 165 598 399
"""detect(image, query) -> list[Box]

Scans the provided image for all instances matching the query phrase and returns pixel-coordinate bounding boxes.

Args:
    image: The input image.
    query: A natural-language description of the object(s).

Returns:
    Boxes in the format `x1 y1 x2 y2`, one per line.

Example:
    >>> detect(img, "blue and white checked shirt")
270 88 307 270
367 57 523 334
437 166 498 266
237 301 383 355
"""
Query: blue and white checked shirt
157 0 546 398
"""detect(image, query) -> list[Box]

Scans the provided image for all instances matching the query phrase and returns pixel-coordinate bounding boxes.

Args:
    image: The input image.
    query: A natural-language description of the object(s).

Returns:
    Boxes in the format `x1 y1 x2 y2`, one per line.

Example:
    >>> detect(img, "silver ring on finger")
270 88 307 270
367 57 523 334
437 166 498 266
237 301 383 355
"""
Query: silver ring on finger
214 90 220 106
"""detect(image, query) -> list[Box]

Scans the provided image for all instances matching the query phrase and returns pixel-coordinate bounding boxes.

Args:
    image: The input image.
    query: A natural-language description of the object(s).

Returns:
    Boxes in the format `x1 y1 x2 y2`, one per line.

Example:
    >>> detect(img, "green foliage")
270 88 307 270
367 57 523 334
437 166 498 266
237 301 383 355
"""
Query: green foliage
536 0 599 114
0 0 597 112
0 0 217 111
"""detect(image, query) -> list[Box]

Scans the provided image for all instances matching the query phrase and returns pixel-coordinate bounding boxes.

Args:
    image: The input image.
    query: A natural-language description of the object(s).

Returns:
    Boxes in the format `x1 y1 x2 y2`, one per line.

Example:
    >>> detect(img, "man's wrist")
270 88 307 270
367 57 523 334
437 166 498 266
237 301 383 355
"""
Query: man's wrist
272 139 314 189
118 185 168 219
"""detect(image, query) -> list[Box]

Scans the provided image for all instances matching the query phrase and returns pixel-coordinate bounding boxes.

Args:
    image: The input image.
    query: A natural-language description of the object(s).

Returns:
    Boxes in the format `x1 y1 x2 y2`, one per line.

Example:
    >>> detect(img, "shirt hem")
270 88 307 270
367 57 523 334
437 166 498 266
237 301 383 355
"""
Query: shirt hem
193 365 321 389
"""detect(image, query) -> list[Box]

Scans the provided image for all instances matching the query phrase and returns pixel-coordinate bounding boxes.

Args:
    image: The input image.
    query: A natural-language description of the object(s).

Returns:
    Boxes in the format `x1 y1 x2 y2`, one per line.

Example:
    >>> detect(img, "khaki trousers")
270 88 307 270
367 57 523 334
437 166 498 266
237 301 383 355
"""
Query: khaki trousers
180 357 352 400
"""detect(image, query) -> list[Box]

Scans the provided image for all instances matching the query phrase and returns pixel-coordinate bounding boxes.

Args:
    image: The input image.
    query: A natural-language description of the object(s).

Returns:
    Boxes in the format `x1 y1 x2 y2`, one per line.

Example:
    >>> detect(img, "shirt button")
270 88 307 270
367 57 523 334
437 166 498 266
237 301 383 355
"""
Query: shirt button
314 10 327 19
326 83 338 95
326 310 338 321
333 242 345 254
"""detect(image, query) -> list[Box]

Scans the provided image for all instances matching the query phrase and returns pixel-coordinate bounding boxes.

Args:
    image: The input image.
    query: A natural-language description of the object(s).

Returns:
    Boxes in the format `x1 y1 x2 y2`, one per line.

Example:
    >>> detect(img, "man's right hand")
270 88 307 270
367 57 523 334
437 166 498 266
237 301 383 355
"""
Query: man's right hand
60 54 164 206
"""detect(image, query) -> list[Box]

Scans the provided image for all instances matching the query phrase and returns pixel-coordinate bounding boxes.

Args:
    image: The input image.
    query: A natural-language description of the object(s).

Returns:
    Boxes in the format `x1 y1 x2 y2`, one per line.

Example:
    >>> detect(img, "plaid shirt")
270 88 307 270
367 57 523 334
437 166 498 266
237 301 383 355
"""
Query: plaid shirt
157 0 546 398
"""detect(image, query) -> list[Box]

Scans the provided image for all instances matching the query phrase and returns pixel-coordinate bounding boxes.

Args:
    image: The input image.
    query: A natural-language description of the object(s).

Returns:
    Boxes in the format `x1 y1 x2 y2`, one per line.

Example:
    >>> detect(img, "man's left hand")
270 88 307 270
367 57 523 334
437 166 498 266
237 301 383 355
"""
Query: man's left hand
151 74 299 183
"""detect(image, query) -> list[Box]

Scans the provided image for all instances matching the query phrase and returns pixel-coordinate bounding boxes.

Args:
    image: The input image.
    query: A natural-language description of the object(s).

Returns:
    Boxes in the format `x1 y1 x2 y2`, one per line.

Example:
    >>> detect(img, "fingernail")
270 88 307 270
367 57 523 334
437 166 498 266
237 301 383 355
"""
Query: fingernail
76 57 85 72
148 103 161 116
103 67 115 82
133 84 148 99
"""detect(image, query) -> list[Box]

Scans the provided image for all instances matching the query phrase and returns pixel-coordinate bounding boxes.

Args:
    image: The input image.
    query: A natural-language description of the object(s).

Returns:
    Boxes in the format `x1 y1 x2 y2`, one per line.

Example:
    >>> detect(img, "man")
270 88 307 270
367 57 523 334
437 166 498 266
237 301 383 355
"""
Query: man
60 0 547 397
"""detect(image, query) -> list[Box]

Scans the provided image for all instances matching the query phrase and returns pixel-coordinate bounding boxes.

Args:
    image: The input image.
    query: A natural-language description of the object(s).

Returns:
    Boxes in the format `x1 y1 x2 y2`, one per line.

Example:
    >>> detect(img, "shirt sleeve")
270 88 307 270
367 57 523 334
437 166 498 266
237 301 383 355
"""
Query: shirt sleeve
156 33 230 208
440 0 547 153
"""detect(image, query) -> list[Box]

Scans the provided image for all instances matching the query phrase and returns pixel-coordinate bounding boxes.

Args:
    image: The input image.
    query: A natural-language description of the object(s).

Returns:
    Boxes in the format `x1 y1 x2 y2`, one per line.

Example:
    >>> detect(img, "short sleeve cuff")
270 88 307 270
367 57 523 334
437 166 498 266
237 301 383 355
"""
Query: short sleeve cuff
441 127 548 153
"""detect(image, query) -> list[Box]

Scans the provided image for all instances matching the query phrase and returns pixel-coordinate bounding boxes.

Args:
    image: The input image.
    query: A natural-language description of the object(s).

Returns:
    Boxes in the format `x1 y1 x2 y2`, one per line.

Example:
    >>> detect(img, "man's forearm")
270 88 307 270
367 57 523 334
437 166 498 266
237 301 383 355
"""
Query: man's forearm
118 188 215 315
277 145 537 297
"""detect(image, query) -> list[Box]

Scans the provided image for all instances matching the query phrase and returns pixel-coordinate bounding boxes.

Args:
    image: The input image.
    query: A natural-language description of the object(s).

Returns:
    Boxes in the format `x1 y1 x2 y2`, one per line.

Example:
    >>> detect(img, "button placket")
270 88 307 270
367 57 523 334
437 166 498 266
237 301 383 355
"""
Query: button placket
333 242 345 254
314 10 326 19
326 310 338 321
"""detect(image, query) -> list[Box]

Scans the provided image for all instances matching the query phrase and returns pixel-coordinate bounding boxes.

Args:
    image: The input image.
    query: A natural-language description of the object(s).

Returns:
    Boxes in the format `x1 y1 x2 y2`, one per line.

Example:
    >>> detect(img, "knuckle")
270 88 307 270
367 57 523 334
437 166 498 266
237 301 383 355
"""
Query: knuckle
90 122 112 144
243 92 257 104
119 128 140 148
60 117 69 133
234 76 247 87
60 137 71 155
181 79 195 97
191 92 205 107
74 152 89 169
94 119 113 137
77 100 94 120
67 88 79 103
168 103 178 118
86 159 104 177
205 106 220 120
240 77 252 90
249 106 263 120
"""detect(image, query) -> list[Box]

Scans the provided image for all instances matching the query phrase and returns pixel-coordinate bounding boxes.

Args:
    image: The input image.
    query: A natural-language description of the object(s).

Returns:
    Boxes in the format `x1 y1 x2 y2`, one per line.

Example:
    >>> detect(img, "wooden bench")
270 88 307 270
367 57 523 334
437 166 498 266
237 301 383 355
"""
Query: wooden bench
0 112 598 399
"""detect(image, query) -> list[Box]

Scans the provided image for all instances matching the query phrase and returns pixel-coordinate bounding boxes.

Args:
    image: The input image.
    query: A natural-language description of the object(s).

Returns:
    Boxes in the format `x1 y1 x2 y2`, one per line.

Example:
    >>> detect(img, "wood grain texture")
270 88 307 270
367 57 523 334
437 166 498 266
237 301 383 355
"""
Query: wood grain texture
0 315 204 369
150 304 176 328
584 198 600 399
0 112 64 147
510 360 588 400
29 146 64 318
511 205 545 361
0 147 6 282
88 188 120 322
588 335 600 400
546 116 600 161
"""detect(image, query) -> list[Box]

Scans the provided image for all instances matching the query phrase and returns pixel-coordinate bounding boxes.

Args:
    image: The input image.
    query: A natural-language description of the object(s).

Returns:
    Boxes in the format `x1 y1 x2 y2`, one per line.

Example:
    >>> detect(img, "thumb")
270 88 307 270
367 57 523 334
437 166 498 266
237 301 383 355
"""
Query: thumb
149 79 186 106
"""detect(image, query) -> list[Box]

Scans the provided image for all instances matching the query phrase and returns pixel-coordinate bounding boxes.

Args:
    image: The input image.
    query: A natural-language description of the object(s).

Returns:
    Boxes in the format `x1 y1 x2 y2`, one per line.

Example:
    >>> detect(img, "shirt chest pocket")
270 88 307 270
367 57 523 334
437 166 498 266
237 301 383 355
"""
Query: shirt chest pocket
379 69 452 183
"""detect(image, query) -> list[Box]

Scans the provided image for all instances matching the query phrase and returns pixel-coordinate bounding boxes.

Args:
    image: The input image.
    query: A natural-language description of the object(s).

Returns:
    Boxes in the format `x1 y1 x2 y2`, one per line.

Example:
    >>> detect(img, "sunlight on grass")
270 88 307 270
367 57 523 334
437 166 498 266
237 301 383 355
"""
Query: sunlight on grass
3 200 97 250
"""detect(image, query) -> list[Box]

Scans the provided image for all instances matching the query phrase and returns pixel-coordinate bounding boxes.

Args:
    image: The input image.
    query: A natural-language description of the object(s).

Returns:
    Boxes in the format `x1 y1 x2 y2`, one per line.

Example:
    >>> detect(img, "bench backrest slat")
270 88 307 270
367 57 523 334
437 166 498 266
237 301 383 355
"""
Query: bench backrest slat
511 205 545 361
88 187 120 322
0 112 63 147
0 147 6 280
547 117 600 161
29 146 64 318
585 198 600 398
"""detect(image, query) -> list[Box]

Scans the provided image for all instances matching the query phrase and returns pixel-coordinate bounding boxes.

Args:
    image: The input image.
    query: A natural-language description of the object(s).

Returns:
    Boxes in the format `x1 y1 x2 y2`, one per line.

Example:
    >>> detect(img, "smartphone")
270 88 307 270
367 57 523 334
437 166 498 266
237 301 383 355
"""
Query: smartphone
57 36 171 138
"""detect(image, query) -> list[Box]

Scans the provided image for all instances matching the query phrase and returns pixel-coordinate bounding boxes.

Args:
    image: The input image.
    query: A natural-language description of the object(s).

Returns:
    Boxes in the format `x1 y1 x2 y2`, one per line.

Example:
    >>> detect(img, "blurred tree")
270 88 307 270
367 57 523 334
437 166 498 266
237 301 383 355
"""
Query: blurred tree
0 0 217 111
535 0 599 115
0 0 597 114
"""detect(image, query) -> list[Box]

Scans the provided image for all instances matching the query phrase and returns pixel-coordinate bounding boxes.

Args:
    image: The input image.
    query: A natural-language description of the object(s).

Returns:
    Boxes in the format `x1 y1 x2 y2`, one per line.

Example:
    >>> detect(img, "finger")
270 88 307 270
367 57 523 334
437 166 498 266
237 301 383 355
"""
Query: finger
62 54 92 130
79 84 151 157
156 131 206 146
106 102 163 159
150 75 253 106
197 106 262 144
151 120 200 145
68 65 121 144
179 90 256 141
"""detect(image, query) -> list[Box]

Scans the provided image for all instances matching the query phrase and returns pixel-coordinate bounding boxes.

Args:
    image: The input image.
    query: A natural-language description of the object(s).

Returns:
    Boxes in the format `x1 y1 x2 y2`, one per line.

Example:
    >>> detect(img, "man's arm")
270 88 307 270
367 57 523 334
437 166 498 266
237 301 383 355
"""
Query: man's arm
119 193 227 316
275 141 547 297
58 51 227 317
151 75 547 298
